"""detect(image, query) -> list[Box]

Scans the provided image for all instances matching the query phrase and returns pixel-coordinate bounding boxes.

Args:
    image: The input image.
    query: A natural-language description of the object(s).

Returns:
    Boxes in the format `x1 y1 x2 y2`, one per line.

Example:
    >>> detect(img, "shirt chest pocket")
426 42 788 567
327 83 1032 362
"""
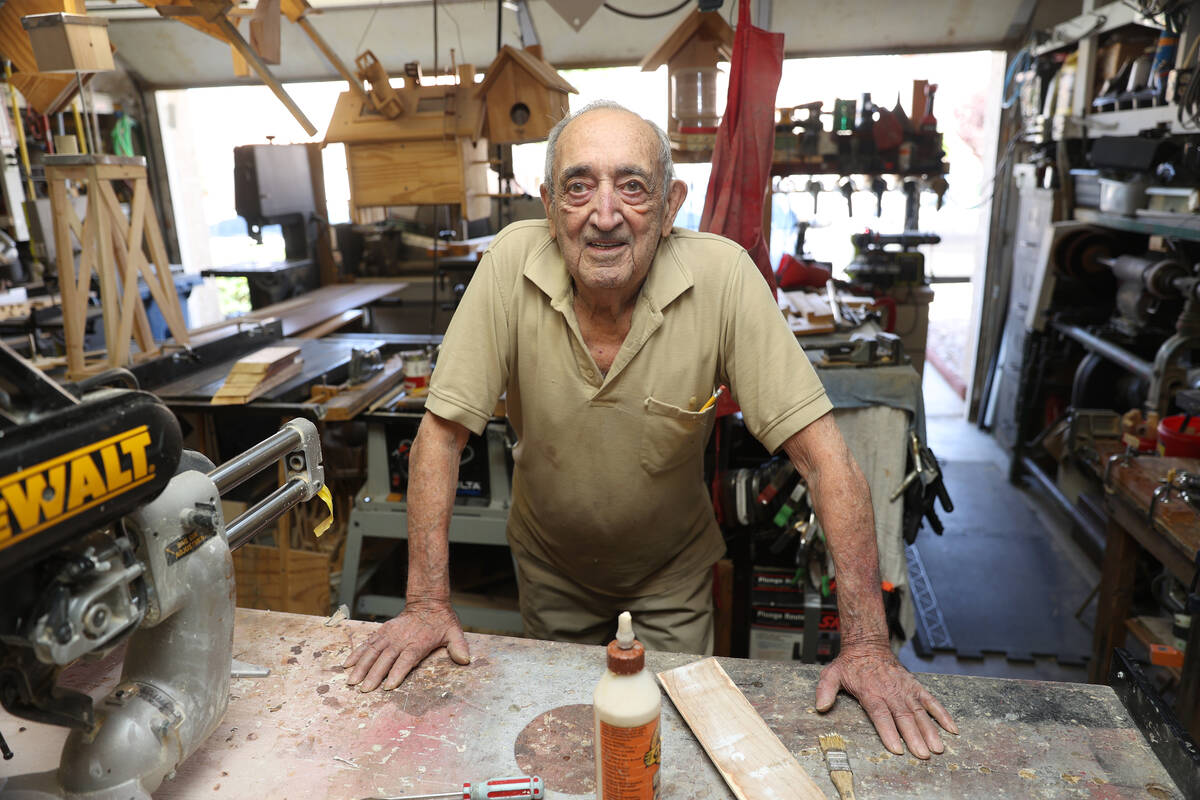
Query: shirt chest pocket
639 396 715 474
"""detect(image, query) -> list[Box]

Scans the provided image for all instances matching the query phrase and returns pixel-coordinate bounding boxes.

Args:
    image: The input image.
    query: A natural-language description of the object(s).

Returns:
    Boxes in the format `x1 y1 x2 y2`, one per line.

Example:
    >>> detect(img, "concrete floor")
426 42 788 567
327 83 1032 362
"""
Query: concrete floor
897 367 1099 684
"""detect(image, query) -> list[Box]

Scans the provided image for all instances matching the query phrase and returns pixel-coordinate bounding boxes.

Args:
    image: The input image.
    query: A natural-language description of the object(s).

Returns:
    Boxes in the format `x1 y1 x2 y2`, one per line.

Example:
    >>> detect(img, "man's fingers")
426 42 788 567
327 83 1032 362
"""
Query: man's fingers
346 638 385 686
814 664 843 712
861 697 904 755
446 629 471 665
912 703 945 755
892 704 930 759
343 642 368 669
358 643 403 692
921 690 958 735
382 646 426 691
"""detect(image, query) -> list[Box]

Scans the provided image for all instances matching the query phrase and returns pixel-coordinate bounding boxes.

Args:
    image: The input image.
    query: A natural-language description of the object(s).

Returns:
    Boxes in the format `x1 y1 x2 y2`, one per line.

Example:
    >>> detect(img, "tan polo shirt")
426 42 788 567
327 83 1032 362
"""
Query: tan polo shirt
426 220 832 596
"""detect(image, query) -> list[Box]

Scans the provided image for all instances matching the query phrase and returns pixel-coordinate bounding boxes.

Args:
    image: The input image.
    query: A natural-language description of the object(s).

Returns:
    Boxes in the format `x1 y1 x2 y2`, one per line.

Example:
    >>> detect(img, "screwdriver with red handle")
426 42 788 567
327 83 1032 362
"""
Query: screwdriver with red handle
371 776 545 800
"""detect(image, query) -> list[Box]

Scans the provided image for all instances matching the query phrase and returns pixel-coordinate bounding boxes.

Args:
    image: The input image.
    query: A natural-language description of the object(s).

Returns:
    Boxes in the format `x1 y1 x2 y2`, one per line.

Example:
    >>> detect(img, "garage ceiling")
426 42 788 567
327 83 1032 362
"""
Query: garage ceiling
86 0 1075 90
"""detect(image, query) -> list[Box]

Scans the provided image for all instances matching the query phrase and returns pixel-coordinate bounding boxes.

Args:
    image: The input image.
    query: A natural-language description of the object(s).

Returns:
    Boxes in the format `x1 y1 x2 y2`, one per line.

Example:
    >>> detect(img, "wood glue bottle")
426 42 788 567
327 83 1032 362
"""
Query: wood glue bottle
593 611 661 800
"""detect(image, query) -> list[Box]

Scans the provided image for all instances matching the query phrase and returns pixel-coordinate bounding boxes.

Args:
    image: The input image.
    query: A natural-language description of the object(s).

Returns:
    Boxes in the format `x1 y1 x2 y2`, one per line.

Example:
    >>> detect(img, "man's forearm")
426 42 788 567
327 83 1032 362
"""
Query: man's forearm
782 415 889 646
405 413 469 603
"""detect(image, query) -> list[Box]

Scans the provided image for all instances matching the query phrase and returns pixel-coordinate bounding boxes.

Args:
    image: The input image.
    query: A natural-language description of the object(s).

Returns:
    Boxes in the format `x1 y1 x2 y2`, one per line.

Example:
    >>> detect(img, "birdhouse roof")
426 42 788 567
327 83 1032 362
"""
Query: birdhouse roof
477 45 578 96
639 9 734 72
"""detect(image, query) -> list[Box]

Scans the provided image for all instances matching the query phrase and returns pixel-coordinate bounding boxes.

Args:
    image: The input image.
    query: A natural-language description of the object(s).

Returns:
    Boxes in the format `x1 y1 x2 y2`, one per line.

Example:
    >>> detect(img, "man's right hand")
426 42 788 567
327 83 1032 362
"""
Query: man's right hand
343 600 471 692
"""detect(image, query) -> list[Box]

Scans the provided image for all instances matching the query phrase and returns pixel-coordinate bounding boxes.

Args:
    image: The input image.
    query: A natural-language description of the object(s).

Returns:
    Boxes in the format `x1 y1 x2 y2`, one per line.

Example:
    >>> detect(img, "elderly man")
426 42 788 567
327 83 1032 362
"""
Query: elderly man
345 101 957 758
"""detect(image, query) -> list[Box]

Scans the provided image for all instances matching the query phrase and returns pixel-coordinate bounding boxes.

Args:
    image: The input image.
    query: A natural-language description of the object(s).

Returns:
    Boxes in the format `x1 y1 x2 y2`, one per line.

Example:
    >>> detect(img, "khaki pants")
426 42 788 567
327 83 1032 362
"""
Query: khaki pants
513 550 714 655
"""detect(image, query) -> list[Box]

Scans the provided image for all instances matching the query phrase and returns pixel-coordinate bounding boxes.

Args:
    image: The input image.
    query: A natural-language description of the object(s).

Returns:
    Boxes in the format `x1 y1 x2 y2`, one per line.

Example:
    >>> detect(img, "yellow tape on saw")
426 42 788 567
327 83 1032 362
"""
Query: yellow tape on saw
314 485 334 538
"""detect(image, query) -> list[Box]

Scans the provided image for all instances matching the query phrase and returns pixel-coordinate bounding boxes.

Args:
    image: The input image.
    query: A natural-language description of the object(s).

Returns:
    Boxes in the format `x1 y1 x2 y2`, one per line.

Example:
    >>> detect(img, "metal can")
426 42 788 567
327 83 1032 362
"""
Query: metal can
401 350 432 395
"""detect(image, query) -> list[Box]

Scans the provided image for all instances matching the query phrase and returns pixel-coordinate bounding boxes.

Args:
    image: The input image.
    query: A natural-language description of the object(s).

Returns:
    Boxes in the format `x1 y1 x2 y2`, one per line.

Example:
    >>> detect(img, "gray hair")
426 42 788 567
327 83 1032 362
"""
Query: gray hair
543 100 675 200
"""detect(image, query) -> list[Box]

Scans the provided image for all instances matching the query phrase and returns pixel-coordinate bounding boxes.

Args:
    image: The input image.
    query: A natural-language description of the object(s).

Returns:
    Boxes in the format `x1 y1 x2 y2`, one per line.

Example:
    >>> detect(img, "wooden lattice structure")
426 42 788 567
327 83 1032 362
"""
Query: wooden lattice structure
45 154 190 378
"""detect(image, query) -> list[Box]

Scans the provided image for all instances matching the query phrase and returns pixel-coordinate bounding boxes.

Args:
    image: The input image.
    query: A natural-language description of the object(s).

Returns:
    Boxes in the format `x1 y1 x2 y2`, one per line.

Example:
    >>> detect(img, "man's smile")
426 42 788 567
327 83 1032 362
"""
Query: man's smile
586 239 629 251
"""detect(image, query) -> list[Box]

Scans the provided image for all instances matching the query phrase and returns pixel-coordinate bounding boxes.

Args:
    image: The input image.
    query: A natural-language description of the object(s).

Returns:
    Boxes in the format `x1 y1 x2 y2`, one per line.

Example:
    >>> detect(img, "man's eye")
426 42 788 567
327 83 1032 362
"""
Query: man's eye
566 181 589 194
621 180 648 196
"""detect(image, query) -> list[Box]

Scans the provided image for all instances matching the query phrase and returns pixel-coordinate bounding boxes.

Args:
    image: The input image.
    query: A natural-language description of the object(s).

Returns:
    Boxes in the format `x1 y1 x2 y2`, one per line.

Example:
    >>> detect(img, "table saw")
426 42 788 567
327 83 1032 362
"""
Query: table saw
0 609 1187 799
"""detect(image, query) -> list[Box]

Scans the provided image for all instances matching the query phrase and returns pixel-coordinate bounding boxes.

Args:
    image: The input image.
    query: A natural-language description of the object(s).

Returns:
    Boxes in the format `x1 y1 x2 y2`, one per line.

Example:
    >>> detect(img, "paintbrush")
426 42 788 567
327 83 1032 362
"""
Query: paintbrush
818 733 856 800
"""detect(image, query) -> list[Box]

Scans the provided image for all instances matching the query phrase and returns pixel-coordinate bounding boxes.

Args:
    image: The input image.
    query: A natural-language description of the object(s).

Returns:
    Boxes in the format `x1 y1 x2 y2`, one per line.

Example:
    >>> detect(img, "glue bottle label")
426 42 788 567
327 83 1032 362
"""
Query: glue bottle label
598 718 660 800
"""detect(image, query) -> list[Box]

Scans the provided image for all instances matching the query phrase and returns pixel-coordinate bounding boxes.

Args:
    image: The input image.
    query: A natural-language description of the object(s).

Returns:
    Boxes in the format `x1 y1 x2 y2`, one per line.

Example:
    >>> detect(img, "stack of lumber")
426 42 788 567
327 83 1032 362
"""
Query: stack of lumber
211 345 302 405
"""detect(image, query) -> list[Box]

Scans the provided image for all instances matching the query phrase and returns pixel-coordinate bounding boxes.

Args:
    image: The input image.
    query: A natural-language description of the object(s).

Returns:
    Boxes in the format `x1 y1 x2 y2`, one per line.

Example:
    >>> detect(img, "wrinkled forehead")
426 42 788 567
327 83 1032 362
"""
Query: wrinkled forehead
554 110 660 183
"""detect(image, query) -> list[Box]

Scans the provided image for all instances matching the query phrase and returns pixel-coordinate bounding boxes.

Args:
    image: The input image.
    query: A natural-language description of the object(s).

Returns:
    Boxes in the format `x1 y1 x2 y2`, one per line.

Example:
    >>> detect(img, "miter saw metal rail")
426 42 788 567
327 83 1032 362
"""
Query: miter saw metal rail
0 345 325 799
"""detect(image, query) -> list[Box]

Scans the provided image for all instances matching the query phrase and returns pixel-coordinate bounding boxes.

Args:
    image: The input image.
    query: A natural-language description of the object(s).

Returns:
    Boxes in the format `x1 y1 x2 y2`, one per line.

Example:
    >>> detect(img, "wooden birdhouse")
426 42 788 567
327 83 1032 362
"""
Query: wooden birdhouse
476 45 577 145
640 9 733 140
323 54 490 224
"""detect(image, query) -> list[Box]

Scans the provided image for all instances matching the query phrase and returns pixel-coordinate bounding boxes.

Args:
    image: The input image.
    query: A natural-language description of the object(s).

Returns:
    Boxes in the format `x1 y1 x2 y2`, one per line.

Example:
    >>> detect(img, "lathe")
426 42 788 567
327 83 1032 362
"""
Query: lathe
0 343 325 799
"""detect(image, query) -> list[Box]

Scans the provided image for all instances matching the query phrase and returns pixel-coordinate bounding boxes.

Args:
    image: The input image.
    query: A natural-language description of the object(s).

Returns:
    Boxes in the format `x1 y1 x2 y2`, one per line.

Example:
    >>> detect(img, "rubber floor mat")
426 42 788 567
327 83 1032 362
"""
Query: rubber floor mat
909 460 1094 665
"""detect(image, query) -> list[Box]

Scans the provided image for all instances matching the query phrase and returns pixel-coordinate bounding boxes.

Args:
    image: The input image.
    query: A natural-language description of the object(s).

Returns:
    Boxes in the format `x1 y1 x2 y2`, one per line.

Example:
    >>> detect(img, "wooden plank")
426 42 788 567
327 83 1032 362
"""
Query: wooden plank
73 196 96 324
111 202 142 366
91 188 123 367
100 181 149 361
347 139 465 209
125 180 156 352
187 281 407 342
296 308 363 339
249 0 281 64
47 178 84 375
317 355 404 421
657 658 827 800
140 190 190 344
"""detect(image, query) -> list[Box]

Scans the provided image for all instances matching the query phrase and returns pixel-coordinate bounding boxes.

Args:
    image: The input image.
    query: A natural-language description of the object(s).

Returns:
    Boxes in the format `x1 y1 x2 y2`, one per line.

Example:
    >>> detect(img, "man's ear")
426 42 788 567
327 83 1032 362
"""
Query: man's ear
540 183 557 239
661 179 688 236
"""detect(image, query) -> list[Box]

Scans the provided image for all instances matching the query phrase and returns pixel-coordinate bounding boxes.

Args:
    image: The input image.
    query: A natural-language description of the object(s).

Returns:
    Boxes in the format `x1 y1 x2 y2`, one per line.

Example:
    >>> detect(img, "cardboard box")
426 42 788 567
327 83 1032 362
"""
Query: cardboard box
21 13 113 73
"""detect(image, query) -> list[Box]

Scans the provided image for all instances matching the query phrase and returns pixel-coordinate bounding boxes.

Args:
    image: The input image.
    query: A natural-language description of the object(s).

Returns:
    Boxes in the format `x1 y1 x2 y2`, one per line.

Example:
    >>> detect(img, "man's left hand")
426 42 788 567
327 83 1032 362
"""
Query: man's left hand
815 641 958 759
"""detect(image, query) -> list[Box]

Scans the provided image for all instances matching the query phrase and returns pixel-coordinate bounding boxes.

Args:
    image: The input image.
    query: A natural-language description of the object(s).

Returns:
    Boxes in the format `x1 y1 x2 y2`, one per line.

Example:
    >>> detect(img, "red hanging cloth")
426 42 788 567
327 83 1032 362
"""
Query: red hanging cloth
699 0 783 296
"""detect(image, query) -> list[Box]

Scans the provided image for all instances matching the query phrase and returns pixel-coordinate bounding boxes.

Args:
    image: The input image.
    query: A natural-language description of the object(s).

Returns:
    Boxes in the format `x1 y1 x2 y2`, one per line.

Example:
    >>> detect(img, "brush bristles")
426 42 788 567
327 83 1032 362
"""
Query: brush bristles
819 733 846 753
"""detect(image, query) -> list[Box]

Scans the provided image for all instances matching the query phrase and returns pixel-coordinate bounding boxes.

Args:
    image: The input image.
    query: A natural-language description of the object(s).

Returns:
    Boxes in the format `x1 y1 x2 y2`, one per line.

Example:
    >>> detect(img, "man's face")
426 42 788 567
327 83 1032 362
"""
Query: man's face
540 109 686 296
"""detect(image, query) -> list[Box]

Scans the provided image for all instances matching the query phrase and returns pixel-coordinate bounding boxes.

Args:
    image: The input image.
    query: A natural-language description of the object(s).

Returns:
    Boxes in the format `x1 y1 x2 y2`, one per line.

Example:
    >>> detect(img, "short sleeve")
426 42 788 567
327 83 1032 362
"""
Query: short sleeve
425 252 511 435
721 251 832 453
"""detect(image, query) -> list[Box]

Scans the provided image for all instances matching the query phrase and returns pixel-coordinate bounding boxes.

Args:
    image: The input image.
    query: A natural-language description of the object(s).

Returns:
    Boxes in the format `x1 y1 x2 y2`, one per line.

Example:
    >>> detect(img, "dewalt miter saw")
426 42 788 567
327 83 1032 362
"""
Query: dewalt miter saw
0 343 325 799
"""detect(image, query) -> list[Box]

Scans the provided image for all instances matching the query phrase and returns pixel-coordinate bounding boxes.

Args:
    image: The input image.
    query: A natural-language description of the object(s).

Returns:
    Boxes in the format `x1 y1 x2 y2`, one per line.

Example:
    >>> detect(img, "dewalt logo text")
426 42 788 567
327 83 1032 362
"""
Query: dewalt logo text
0 426 155 551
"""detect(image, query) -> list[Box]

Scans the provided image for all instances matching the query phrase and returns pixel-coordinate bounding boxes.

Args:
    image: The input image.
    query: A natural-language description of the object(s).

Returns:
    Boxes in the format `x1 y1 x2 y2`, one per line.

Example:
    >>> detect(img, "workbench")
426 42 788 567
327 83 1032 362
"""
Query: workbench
0 609 1184 799
1089 448 1200 742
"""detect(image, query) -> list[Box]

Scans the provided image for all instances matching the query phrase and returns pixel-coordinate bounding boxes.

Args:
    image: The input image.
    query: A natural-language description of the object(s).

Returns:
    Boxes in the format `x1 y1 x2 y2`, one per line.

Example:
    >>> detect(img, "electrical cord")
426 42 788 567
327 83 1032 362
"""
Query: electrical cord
1001 47 1033 109
355 0 383 55
603 0 691 20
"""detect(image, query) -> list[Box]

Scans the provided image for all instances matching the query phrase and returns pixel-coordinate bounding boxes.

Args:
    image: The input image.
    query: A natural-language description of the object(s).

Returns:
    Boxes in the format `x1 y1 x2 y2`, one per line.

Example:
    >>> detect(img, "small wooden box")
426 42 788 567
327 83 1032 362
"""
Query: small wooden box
21 13 113 73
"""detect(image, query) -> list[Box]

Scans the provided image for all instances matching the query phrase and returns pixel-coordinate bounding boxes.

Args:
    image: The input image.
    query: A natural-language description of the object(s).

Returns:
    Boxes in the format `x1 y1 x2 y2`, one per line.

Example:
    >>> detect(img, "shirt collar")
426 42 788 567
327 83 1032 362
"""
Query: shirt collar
523 225 695 313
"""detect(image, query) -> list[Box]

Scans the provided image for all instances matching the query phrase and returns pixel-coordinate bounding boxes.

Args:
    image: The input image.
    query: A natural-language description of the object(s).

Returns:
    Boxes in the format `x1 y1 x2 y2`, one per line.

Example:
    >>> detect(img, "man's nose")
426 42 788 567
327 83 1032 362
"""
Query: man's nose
590 183 624 230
